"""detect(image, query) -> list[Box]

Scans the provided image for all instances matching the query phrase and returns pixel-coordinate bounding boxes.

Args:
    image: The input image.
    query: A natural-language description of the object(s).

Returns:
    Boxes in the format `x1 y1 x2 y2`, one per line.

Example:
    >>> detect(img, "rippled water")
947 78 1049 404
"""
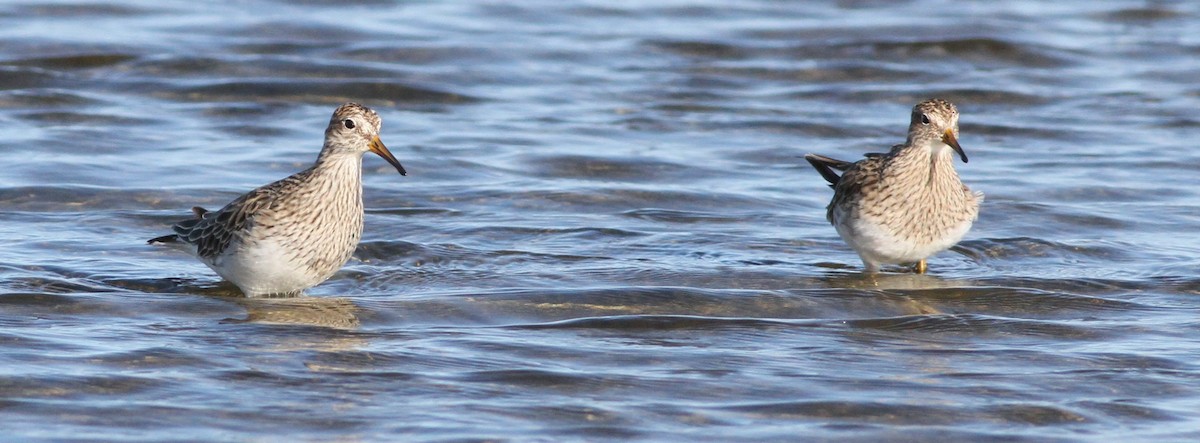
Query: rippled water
3 0 1200 441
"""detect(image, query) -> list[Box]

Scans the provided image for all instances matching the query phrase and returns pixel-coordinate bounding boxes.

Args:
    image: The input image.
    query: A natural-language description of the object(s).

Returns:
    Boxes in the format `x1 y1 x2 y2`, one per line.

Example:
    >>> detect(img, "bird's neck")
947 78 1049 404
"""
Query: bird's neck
896 142 959 187
311 150 364 198
314 146 363 169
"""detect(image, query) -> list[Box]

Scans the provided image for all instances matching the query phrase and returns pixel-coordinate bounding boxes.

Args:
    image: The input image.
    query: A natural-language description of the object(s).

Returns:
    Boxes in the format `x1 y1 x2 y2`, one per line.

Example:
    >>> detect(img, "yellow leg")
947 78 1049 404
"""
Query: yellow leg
914 259 927 274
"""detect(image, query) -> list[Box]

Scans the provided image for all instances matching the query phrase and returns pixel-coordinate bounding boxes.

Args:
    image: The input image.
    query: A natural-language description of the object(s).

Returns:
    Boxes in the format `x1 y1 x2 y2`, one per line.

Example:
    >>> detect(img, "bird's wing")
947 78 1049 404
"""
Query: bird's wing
171 170 311 259
829 154 885 204
174 189 271 259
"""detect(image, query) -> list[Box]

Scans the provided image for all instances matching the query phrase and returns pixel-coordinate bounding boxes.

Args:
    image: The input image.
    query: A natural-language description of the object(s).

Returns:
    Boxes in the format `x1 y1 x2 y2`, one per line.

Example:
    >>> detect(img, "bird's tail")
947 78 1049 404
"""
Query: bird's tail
148 206 209 245
804 154 853 187
147 234 178 245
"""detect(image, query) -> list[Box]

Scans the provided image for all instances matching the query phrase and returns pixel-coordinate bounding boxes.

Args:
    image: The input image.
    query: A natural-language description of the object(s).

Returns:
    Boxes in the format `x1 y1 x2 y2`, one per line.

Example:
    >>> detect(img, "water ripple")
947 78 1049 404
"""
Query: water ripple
3 0 1200 441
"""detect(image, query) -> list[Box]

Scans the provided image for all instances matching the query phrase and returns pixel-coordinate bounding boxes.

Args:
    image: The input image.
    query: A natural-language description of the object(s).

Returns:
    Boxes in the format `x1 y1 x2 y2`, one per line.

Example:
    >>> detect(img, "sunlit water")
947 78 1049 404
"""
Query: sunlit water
2 0 1199 441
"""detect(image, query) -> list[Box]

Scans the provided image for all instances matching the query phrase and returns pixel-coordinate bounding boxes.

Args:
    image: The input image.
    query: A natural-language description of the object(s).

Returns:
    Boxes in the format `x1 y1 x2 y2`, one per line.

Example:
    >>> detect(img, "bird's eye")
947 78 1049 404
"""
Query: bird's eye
343 119 356 129
920 114 931 125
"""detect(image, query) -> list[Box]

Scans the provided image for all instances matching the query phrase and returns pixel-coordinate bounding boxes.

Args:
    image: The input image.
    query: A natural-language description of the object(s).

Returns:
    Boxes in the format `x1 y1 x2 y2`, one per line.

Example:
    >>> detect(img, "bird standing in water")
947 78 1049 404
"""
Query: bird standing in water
150 103 406 296
805 99 981 273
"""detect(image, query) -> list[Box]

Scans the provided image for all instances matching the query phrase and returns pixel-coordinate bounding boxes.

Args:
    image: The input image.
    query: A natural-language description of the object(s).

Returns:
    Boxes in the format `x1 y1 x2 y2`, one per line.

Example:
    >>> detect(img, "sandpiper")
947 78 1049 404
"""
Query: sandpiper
804 98 982 273
149 103 406 297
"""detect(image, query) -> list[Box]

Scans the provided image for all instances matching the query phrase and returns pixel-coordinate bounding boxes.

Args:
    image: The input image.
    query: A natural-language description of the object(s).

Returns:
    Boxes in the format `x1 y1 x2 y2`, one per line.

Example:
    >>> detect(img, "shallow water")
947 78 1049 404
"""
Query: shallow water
3 0 1200 441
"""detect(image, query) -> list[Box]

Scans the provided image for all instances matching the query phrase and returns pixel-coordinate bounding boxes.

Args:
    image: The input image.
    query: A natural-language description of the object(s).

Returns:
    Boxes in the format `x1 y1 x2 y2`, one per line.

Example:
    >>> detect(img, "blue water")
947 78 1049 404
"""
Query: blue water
2 1 1199 441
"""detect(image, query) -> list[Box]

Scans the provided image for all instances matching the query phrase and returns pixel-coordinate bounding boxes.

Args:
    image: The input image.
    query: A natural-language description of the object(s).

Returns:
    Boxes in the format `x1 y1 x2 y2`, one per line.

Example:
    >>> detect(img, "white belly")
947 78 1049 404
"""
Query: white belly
207 238 331 297
837 215 973 266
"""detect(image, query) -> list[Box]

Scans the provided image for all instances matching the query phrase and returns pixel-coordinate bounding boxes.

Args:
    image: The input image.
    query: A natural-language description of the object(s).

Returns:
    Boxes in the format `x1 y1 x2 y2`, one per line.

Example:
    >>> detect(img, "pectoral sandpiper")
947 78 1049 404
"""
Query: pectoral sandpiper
805 98 982 273
150 103 406 297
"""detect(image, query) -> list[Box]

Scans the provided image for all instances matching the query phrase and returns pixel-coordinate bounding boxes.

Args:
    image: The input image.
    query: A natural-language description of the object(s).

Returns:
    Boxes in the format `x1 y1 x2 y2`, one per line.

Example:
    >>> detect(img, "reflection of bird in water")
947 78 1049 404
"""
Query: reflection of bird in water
237 297 361 330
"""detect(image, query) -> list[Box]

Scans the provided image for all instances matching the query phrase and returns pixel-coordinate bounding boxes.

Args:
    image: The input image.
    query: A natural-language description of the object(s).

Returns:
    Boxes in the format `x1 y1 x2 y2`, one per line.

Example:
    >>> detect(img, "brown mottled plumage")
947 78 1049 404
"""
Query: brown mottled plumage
149 103 406 296
805 99 982 273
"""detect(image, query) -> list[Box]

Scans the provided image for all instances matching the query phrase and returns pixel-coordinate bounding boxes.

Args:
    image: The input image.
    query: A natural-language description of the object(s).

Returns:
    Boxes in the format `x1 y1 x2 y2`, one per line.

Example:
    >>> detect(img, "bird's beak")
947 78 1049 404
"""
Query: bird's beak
369 136 407 176
942 129 968 163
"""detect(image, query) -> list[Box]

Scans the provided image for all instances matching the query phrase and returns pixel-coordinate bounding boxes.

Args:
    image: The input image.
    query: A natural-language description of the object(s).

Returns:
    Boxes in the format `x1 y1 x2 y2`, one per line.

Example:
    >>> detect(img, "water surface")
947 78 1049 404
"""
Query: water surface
2 0 1200 441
